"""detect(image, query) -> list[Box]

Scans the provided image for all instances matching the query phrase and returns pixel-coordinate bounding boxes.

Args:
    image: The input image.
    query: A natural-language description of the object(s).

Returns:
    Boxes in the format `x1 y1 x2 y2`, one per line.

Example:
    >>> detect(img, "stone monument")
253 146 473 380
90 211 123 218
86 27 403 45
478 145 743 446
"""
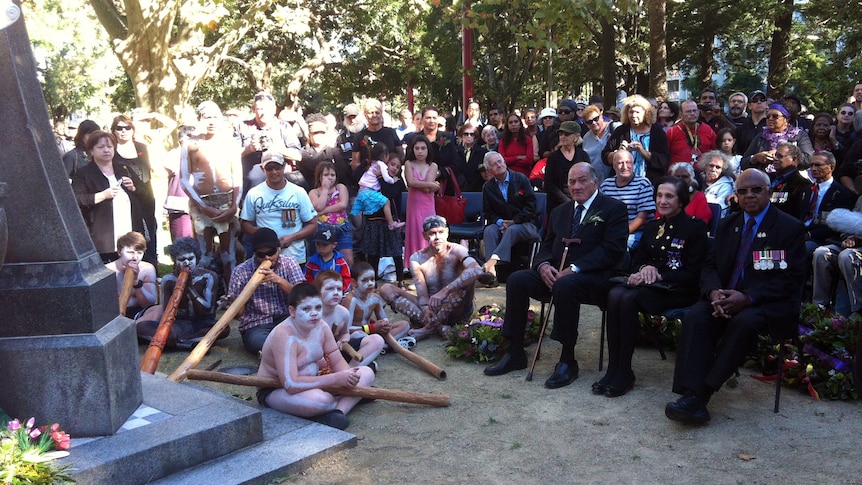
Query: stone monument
0 1 142 436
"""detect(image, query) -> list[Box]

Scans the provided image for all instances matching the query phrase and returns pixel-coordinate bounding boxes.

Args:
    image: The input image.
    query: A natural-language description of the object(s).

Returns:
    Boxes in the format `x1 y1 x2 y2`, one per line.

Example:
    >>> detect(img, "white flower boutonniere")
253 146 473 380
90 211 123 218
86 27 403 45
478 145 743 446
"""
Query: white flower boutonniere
584 212 605 225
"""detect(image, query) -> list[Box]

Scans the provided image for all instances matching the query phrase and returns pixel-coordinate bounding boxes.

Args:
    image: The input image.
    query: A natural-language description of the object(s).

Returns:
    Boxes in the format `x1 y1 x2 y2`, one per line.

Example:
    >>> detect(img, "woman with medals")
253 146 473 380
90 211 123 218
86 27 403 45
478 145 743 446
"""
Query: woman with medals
593 176 708 398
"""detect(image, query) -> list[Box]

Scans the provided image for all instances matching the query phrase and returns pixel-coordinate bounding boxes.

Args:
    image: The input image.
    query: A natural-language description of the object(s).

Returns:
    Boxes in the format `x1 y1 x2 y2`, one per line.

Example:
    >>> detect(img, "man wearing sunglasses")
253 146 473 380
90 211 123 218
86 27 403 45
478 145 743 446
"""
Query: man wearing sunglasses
737 90 769 155
223 227 305 355
666 169 806 425
240 151 318 265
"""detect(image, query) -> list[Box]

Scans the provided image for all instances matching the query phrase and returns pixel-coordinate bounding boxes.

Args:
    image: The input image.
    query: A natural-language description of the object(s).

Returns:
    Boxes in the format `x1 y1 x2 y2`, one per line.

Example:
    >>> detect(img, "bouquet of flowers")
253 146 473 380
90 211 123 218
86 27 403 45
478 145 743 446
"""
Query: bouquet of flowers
0 411 73 484
747 304 859 401
446 304 538 363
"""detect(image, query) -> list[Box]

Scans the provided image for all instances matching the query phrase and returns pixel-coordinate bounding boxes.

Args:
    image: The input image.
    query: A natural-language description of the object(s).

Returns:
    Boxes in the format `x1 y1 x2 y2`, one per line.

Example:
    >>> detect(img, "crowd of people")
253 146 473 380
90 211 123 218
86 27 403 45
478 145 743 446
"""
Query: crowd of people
58 82 862 428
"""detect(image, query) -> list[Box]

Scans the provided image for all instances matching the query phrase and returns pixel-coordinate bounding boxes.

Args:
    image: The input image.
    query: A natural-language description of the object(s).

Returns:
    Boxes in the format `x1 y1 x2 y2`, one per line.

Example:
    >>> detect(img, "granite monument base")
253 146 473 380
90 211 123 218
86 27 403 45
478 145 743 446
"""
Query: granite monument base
0 316 142 436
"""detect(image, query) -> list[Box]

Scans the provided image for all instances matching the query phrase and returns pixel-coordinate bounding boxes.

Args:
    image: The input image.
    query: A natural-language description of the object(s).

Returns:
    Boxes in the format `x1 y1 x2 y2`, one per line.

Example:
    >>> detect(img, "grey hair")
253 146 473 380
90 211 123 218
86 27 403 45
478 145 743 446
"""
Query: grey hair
423 215 448 232
668 162 698 189
483 150 504 170
698 150 735 178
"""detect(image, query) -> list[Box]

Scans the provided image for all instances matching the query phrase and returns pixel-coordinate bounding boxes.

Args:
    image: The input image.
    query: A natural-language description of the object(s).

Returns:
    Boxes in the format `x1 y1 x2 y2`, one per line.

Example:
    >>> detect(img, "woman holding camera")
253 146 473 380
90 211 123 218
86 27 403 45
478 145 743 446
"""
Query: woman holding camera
602 95 670 185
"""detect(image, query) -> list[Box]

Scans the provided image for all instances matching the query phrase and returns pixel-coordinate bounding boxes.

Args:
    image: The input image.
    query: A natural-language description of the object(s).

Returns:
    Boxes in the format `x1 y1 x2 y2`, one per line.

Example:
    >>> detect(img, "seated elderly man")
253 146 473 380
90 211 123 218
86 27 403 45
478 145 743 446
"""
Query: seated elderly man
802 152 857 254
812 197 862 317
666 169 806 424
481 151 540 281
380 216 484 339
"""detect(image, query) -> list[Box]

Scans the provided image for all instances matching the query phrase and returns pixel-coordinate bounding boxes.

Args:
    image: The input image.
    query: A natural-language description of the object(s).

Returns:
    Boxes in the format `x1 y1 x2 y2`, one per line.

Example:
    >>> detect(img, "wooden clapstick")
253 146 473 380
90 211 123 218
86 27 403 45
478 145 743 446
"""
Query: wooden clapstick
140 266 191 374
185 369 449 407
168 259 273 382
118 268 136 316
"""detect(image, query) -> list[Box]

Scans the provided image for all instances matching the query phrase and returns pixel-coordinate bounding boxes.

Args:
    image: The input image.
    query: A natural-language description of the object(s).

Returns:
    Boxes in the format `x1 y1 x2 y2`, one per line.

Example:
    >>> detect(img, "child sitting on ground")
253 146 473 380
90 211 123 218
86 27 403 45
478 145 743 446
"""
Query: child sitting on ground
341 262 410 348
351 141 405 231
305 225 352 292
315 270 383 369
256 283 375 430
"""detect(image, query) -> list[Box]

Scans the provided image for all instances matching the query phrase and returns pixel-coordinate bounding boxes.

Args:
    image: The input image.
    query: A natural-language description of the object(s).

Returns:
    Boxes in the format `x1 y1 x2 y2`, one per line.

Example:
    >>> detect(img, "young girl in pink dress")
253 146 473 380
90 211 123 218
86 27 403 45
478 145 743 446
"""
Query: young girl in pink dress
404 135 439 268
309 163 353 266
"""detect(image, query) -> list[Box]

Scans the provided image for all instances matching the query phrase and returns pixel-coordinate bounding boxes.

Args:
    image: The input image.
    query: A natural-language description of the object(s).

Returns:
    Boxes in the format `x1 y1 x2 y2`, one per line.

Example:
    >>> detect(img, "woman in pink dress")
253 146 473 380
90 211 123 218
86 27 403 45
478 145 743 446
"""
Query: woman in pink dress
404 135 439 268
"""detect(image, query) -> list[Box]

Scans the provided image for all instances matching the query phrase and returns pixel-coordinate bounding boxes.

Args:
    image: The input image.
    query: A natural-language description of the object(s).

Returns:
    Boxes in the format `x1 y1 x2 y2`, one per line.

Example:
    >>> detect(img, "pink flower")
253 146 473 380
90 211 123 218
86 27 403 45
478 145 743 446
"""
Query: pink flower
29 427 41 439
458 329 470 339
50 423 59 432
8 419 20 431
52 431 71 451
25 417 35 429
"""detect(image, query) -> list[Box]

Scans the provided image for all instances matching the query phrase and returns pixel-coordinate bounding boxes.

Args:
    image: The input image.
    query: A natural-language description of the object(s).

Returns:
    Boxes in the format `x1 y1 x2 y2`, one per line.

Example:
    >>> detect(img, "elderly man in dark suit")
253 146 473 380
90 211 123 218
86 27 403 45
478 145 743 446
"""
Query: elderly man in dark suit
484 162 628 389
767 142 812 221
666 169 806 424
802 151 857 254
481 151 540 279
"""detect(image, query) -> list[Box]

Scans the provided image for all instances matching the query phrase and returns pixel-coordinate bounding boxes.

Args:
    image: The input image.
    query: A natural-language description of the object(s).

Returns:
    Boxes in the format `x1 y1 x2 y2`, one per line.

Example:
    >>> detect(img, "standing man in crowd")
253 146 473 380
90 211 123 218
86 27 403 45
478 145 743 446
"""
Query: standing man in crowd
488 105 504 138
236 91 303 202
484 163 628 389
737 90 769 155
726 92 749 130
666 100 716 165
351 99 403 174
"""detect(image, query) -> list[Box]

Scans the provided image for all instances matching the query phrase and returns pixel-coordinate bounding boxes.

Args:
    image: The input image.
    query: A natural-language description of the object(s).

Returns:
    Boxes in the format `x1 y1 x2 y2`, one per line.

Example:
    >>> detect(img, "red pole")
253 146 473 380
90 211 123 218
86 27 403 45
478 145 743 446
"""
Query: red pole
462 1 474 113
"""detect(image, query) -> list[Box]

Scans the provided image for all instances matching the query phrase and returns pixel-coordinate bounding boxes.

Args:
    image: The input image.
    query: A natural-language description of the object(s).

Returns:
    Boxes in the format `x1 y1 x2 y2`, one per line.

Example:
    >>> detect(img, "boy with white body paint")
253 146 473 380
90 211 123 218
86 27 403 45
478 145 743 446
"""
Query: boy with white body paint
341 262 410 346
315 270 384 368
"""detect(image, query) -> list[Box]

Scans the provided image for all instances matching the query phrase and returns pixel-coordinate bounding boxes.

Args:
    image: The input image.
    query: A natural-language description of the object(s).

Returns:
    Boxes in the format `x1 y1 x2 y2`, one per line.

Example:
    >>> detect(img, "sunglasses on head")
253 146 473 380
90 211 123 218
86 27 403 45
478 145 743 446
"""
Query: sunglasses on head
255 247 278 258
736 186 766 195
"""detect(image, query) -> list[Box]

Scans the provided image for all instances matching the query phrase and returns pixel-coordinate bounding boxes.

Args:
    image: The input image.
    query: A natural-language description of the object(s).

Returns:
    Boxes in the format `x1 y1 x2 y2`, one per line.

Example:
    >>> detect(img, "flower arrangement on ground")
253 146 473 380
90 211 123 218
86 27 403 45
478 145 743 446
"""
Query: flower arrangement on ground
746 304 859 401
0 410 74 484
446 304 539 362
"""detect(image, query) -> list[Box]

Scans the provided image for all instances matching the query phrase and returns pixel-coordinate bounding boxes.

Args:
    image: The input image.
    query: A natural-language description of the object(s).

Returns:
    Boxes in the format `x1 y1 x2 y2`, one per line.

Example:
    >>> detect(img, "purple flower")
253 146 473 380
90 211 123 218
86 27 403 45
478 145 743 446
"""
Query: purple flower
25 417 35 429
458 329 470 339
29 428 41 439
8 419 20 431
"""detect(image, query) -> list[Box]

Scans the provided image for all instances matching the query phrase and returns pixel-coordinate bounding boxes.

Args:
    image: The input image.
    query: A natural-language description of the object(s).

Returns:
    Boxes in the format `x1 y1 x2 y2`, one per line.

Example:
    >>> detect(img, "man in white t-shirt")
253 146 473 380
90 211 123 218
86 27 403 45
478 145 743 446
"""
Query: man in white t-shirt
240 151 318 264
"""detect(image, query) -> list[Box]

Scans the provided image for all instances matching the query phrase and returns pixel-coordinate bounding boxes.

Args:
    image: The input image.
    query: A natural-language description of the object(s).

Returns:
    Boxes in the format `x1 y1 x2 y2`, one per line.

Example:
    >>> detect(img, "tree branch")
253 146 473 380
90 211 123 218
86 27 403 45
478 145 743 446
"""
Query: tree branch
88 0 127 41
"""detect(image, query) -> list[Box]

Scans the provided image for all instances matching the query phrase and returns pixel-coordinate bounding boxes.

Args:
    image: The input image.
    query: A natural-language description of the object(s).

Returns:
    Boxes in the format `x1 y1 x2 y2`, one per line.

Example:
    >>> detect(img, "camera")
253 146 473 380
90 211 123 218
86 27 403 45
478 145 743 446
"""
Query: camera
254 134 272 152
697 103 712 111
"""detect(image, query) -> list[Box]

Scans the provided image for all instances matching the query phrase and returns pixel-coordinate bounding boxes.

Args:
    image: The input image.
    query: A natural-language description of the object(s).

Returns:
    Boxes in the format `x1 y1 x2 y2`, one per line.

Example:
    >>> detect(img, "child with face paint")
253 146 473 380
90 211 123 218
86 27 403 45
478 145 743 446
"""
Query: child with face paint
106 231 158 317
341 262 410 346
315 270 383 368
136 237 226 348
257 283 375 430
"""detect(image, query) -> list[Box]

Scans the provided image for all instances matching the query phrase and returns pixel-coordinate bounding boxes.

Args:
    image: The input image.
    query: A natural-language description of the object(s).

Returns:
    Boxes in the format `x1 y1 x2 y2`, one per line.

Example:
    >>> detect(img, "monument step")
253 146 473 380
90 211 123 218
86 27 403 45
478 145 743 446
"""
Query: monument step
152 406 356 485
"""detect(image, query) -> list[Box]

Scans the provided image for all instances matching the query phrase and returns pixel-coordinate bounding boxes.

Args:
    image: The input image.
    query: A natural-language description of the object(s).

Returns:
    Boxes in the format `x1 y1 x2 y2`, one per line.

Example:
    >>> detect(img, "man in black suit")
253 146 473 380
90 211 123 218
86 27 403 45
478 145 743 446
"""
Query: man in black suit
803 151 857 254
484 162 628 389
768 142 812 221
481 151 540 278
666 169 806 424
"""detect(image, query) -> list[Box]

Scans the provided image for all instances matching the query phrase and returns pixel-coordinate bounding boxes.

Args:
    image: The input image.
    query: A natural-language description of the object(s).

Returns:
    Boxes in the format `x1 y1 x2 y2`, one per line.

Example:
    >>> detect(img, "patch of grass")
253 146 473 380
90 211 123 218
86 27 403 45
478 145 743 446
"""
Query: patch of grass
499 393 512 399
510 442 522 450
483 416 499 426
631 455 641 461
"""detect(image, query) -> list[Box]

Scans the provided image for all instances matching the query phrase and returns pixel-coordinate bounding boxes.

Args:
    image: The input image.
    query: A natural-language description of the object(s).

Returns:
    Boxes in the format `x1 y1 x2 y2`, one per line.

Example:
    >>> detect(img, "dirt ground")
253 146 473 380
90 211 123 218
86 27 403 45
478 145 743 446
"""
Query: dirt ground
149 284 862 485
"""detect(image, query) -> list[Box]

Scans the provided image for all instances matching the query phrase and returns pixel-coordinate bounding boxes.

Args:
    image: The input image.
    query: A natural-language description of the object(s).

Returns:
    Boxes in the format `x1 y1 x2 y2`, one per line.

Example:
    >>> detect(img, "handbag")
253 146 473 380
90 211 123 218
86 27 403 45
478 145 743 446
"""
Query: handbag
435 167 467 225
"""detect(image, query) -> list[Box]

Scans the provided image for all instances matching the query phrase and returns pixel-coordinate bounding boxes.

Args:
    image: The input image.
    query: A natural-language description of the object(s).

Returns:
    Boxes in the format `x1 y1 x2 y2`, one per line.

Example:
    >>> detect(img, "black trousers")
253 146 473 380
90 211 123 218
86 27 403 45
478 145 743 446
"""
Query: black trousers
501 268 609 354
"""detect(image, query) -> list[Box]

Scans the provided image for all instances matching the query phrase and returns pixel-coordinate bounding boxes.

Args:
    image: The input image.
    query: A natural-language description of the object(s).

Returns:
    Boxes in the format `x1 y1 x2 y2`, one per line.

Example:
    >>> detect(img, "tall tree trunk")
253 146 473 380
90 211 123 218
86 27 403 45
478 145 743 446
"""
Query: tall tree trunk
600 17 616 105
697 5 718 90
767 0 793 99
648 0 668 100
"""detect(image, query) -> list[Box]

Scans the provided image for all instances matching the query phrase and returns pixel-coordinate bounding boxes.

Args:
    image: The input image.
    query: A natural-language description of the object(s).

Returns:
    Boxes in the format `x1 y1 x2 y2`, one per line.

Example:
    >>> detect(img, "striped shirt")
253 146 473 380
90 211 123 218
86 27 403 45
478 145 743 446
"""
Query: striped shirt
599 176 656 225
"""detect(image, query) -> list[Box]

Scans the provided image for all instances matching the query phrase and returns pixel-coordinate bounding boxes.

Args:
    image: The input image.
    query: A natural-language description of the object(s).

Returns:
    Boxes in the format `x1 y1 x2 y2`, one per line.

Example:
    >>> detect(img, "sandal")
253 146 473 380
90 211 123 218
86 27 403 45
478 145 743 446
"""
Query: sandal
397 336 417 350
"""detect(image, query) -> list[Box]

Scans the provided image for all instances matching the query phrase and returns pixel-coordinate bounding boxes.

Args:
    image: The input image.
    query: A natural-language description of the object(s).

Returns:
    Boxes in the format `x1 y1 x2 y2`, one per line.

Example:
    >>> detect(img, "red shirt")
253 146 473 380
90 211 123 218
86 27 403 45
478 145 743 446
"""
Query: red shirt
665 122 716 166
499 136 535 177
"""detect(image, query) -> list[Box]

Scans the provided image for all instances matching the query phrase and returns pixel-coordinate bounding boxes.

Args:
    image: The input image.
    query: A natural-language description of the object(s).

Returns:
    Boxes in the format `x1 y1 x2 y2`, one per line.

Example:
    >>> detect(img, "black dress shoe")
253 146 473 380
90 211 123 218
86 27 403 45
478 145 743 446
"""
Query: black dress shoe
591 381 607 395
544 361 579 389
604 376 635 398
665 394 710 424
484 352 527 376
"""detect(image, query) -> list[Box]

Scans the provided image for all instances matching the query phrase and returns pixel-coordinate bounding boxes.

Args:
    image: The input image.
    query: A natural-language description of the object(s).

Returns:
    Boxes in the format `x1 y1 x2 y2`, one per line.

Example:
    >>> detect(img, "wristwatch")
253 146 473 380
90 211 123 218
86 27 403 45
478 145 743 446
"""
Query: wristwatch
569 264 579 273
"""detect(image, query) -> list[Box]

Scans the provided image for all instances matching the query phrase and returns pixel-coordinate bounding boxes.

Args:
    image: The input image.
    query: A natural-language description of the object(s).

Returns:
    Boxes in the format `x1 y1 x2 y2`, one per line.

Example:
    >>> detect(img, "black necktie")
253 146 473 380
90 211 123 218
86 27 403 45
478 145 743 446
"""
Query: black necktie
571 204 585 237
728 217 756 289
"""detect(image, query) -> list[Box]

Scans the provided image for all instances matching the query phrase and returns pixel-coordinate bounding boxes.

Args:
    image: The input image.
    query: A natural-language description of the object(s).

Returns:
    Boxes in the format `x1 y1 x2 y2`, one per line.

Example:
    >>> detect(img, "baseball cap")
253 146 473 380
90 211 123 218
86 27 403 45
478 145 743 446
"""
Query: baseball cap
313 225 341 244
343 104 360 117
260 151 285 168
251 228 280 251
559 99 578 111
558 121 581 135
749 90 767 100
539 107 558 119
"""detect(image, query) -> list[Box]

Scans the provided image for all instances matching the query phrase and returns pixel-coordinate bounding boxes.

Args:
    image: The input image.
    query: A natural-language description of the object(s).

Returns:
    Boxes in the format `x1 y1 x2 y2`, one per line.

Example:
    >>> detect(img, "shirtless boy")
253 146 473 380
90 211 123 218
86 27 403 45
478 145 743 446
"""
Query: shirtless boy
256 283 375 430
380 215 484 339
106 231 158 317
314 270 383 368
342 262 410 346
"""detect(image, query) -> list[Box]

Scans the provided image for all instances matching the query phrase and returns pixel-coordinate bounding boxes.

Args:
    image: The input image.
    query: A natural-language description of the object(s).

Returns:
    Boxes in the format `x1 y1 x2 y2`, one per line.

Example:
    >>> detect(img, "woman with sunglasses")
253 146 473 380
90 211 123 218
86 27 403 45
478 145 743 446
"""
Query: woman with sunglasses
544 121 590 213
581 105 615 184
448 122 487 192
835 104 857 156
112 114 158 265
740 103 814 171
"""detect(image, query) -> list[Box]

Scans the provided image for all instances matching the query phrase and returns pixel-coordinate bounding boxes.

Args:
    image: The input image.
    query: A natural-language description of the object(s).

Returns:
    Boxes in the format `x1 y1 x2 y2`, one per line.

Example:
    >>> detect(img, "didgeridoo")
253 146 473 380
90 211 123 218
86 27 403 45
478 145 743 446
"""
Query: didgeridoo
168 259 273 382
140 266 191 374
383 332 447 380
185 369 449 407
526 244 570 381
118 268 136 316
